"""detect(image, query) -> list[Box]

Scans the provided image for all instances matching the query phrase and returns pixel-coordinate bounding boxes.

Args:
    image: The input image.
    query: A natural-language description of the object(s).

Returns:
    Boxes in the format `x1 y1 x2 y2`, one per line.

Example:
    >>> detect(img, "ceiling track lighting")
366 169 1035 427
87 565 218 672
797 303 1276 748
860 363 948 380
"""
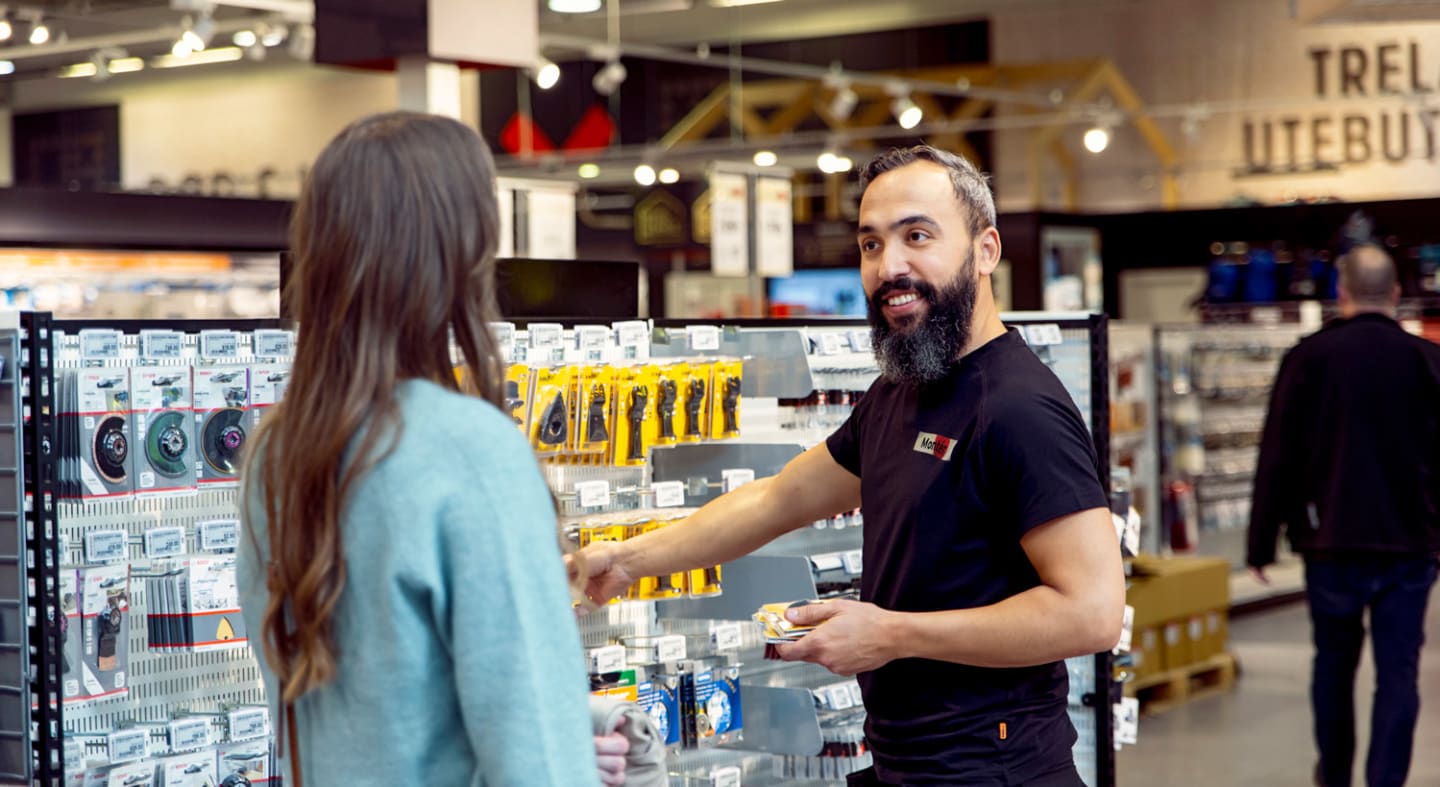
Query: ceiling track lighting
633 164 657 186
534 57 560 90
28 17 49 46
0 15 12 44
549 0 602 12
753 150 778 167
817 149 852 174
592 59 627 96
1083 126 1111 154
0 60 13 76
658 167 679 185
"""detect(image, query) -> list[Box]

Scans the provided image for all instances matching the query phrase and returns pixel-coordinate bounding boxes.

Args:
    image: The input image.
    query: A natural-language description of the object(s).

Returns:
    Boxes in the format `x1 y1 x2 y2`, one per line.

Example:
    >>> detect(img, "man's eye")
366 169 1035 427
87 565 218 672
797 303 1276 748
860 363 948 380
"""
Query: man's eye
860 239 879 252
908 230 929 242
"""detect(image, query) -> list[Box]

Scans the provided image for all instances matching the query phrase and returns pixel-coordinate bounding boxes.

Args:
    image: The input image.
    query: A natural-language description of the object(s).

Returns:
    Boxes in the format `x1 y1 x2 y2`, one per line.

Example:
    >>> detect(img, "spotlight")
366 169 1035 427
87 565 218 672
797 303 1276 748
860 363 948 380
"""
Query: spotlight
535 59 560 90
592 59 627 96
577 163 600 179
1083 126 1110 154
549 0 602 11
58 62 97 79
29 19 49 45
233 30 258 48
0 19 12 43
658 167 679 184
633 164 657 186
171 38 194 58
828 86 858 121
817 151 852 174
108 57 145 74
260 23 288 47
753 150 778 167
891 96 922 130
181 13 215 52
288 23 315 60
0 60 13 76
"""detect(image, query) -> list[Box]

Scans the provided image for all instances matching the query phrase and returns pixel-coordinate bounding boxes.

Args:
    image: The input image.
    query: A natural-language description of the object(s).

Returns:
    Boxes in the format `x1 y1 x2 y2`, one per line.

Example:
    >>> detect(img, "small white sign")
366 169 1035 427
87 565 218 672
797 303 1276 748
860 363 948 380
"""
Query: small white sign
139 331 184 360
168 718 211 752
1114 697 1140 746
652 481 686 508
828 684 855 710
198 520 239 552
721 468 755 493
710 622 743 651
85 530 128 563
817 333 844 356
588 644 627 674
654 634 687 663
709 171 750 278
842 549 864 575
613 321 651 362
687 325 722 352
106 727 149 764
144 527 186 560
848 681 864 706
1023 324 1064 346
253 330 295 358
79 329 123 361
710 765 742 787
528 323 565 364
490 323 517 363
848 330 873 353
199 331 241 359
1116 605 1135 654
575 481 612 509
574 326 612 364
227 707 270 742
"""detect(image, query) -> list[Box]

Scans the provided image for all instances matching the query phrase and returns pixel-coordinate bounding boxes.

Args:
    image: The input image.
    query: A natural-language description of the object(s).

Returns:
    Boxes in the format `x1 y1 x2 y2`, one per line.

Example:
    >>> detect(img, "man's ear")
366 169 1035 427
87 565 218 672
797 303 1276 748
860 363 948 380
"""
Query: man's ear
974 227 1002 277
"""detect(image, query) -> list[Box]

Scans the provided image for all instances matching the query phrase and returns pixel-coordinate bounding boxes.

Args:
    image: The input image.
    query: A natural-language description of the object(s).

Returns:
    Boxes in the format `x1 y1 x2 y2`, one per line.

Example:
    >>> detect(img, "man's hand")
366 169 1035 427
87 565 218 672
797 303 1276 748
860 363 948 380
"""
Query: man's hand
773 599 898 676
1249 566 1271 586
593 733 629 787
571 541 635 613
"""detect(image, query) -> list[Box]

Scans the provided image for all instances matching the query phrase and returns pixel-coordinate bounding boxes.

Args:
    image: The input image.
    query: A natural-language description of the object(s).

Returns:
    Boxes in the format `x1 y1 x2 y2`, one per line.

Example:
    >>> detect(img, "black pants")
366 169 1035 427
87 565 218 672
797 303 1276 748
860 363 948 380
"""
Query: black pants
1305 554 1438 787
845 763 1084 787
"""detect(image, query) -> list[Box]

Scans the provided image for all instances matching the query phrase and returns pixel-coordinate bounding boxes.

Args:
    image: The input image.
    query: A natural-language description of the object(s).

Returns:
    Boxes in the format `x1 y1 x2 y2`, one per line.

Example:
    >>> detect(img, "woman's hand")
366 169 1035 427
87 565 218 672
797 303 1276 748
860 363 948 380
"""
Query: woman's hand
594 732 630 786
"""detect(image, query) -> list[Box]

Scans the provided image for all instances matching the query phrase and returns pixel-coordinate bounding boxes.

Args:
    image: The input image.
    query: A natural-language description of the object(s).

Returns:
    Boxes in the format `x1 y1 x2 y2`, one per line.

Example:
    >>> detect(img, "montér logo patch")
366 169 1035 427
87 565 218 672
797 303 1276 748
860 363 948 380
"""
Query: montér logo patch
913 431 957 461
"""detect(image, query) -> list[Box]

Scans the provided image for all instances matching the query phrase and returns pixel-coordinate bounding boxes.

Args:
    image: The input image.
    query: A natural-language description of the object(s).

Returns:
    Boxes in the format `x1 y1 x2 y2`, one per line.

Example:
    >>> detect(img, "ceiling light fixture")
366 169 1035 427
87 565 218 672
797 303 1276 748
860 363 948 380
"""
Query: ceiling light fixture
633 164 657 186
288 23 315 60
153 46 244 69
753 150 778 167
233 30 258 48
0 18 12 43
172 38 194 58
891 96 922 130
181 13 214 52
28 18 49 45
577 163 600 179
549 0 602 12
108 57 145 74
658 167 679 184
1083 126 1110 154
0 60 13 76
259 23 288 47
58 62 97 79
534 58 561 90
817 150 853 174
592 59 627 96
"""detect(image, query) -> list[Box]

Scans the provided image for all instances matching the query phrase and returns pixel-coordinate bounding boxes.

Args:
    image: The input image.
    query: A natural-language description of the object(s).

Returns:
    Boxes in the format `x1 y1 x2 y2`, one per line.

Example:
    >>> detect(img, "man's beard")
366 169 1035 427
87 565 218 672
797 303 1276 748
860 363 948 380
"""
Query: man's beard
867 251 978 386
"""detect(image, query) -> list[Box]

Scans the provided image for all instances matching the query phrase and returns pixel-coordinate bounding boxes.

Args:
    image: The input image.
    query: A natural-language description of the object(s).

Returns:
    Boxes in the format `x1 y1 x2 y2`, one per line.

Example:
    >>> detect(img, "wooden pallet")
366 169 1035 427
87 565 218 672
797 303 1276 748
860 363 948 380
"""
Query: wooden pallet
1125 652 1238 713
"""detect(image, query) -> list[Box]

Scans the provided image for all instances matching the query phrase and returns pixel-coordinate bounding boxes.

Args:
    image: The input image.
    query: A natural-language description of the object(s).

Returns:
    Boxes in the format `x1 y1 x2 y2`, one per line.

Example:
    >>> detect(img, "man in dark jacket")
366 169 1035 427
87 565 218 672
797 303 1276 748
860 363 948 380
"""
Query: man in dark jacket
1248 243 1440 787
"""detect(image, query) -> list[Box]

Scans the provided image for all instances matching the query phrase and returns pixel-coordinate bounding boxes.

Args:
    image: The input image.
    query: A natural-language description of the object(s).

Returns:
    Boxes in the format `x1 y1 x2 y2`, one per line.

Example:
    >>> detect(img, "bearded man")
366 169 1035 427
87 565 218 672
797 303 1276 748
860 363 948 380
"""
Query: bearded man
579 146 1123 787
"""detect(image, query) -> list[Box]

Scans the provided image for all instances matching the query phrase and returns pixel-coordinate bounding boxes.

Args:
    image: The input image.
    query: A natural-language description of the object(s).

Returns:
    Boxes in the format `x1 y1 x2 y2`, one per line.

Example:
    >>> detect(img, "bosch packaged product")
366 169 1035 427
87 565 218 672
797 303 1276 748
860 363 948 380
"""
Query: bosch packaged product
249 362 290 432
103 760 155 787
78 564 130 702
61 570 83 703
157 751 217 787
73 368 135 499
184 556 247 652
216 740 274 784
632 520 686 601
193 367 250 487
130 366 197 496
709 360 744 439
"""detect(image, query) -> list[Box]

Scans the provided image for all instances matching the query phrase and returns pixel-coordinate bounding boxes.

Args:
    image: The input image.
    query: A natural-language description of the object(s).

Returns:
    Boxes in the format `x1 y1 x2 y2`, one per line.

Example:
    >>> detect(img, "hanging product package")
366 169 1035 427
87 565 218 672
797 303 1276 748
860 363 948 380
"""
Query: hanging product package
709 360 744 440
130 366 197 496
61 570 83 704
216 740 274 785
185 556 247 652
74 368 135 499
78 563 130 702
249 361 291 433
157 750 217 787
529 365 574 456
194 367 251 487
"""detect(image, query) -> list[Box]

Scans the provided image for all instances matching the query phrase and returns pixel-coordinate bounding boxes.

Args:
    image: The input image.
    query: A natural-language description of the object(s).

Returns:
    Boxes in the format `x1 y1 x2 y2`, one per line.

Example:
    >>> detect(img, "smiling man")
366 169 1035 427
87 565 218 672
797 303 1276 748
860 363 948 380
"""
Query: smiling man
579 145 1123 786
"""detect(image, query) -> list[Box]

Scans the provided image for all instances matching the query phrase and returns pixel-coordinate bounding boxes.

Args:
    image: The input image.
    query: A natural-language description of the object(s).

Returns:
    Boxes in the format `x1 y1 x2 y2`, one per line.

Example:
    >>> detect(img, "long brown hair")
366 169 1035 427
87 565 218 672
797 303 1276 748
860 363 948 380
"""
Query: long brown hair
247 112 506 704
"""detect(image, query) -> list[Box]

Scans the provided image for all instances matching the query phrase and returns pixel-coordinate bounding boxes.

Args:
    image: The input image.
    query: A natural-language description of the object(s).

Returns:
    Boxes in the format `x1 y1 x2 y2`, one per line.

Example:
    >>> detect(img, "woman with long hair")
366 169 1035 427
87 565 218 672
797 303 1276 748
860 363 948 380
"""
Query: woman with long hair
239 112 603 786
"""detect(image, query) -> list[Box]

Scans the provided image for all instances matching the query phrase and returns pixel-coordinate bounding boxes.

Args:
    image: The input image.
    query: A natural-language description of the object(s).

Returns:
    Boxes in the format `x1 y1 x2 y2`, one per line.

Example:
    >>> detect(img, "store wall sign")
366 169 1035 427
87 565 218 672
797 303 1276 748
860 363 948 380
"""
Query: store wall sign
1241 40 1440 175
143 165 309 200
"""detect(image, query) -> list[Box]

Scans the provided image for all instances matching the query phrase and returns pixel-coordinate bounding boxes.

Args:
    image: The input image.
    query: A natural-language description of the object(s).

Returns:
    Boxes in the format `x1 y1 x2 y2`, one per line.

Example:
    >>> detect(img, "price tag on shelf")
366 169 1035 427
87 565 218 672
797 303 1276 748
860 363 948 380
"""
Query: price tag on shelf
842 549 864 575
573 325 612 364
809 553 844 573
847 330 873 353
168 717 211 752
107 727 149 764
139 330 184 361
144 526 186 560
817 332 844 356
198 519 239 552
613 320 651 362
79 329 123 361
85 529 128 564
710 766 742 787
721 468 755 493
653 634 687 663
588 644 627 675
1116 605 1135 655
489 322 517 363
1114 697 1140 746
228 707 270 742
1023 324 1063 347
828 683 855 709
575 481 612 509
199 330 241 359
651 481 686 508
710 622 743 651
253 330 295 358
529 323 565 364
687 325 722 352
848 681 864 706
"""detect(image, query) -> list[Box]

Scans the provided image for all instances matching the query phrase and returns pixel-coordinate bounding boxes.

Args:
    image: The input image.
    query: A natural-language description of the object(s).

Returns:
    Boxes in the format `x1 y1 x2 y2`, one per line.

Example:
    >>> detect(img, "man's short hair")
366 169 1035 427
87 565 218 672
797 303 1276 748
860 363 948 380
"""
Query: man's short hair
859 145 997 237
1339 243 1398 305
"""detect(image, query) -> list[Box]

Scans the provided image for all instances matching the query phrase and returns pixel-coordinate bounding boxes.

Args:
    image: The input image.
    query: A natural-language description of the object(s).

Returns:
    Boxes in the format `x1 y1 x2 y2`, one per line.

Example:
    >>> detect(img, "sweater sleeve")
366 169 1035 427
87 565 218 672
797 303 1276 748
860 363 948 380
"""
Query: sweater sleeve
1247 347 1305 568
439 428 600 787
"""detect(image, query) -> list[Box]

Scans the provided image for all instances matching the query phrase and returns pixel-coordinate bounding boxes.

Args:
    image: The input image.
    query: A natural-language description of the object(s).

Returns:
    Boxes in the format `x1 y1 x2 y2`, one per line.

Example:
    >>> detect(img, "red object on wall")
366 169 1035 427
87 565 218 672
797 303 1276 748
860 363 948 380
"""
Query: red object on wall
499 105 616 157
563 105 616 151
499 114 555 157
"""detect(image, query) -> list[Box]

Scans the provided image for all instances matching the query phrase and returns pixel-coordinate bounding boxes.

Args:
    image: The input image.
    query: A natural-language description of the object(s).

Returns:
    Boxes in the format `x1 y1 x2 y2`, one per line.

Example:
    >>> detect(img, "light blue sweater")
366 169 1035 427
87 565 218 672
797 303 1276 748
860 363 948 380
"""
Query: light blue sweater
238 379 600 787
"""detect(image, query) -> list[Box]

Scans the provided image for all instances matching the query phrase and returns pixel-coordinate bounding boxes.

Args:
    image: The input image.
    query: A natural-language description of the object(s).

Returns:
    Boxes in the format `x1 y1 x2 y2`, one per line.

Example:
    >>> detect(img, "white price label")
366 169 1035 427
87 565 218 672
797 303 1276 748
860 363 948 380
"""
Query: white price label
810 553 844 573
848 681 864 706
228 707 270 741
1116 605 1135 655
613 321 650 362
107 728 149 764
687 325 722 351
79 329 123 360
721 468 755 493
847 330 873 353
574 325 610 351
528 323 564 348
253 330 295 357
1023 324 1064 347
144 527 186 560
199 331 240 359
710 622 743 651
654 634 687 663
829 684 855 709
710 766 742 787
139 331 183 360
818 333 843 356
490 323 517 362
575 481 612 509
1114 697 1140 746
588 644 627 674
168 718 211 752
842 549 864 575
651 481 686 508
85 530 128 563
199 520 239 552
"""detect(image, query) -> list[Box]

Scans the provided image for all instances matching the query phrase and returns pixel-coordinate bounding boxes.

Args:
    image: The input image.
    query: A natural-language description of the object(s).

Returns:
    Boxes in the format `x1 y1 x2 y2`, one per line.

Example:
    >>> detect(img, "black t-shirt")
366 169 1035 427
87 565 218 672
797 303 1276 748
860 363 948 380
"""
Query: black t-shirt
826 328 1108 785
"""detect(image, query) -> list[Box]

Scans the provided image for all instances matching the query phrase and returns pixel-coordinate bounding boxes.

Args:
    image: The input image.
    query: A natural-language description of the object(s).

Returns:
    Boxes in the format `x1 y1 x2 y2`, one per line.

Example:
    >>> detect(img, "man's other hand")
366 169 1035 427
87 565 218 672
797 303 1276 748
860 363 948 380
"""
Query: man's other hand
774 599 898 676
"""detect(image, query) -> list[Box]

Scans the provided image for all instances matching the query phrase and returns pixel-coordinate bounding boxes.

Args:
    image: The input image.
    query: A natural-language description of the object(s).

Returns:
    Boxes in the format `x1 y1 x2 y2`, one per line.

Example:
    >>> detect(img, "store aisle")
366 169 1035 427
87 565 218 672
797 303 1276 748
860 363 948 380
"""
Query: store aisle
1117 587 1440 787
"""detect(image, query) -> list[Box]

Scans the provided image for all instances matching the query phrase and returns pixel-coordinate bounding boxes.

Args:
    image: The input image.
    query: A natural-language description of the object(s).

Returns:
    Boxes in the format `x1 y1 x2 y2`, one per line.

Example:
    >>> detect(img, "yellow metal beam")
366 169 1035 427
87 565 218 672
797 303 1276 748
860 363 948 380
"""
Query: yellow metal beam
659 85 732 149
766 84 821 136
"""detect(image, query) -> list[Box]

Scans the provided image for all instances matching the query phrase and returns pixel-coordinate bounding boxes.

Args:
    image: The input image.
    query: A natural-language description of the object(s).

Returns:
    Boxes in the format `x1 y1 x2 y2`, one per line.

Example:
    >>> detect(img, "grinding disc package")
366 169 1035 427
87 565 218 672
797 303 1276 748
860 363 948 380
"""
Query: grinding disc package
130 366 197 496
70 368 135 499
194 367 250 487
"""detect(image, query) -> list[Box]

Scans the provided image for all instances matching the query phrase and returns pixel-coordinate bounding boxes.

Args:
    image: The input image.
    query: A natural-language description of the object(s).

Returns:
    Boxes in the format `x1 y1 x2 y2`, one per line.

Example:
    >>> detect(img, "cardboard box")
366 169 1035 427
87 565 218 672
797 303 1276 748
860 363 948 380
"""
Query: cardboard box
1197 608 1229 661
1162 620 1194 671
1129 625 1161 683
1126 555 1231 629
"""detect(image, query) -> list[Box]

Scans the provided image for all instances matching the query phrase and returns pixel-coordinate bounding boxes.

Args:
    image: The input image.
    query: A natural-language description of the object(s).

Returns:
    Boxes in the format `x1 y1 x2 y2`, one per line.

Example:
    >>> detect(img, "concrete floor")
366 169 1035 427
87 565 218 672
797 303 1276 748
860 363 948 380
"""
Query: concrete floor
1117 589 1440 787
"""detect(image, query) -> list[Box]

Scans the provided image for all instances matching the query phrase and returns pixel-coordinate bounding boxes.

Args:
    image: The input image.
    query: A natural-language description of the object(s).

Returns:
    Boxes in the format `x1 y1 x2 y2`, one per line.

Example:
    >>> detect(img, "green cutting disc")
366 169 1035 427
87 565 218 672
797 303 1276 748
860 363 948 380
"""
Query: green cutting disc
144 410 190 478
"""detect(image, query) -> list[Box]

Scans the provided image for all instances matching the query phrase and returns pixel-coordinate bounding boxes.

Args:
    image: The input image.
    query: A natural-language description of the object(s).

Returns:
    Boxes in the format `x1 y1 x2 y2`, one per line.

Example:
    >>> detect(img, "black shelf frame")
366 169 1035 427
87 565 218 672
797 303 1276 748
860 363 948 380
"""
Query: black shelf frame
22 311 62 785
